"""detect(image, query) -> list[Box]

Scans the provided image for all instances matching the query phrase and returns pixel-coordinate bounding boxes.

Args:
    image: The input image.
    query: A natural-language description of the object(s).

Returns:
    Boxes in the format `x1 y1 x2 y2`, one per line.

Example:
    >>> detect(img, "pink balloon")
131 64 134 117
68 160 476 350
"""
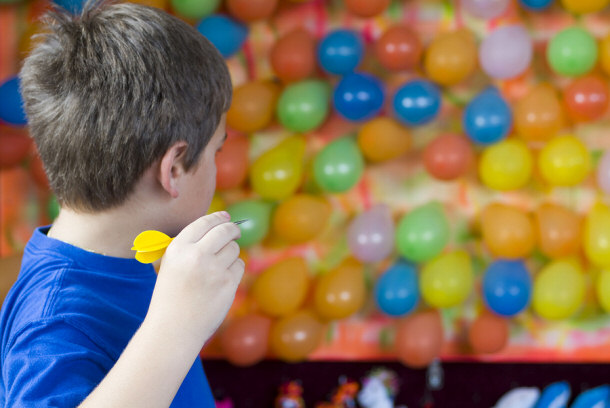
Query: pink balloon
479 25 532 79
598 151 610 194
347 204 395 263
462 0 509 19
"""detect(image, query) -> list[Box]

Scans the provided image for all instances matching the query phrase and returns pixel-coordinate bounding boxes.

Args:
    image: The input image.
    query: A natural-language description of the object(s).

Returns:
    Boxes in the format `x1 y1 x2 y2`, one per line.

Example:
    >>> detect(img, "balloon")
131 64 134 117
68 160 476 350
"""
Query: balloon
250 137 305 200
220 314 271 366
313 136 364 193
560 0 609 13
227 200 272 248
481 203 535 259
344 0 390 17
519 0 554 10
317 30 364 75
333 73 384 122
253 258 310 317
515 83 564 142
347 204 395 263
270 310 323 362
535 203 581 259
215 131 249 190
597 270 610 313
463 87 512 145
18 23 45 58
277 80 330 132
396 203 450 263
53 0 85 13
462 0 509 18
375 25 422 71
424 29 477 86
357 117 412 163
172 0 218 19
395 310 443 368
314 259 366 320
598 151 610 194
533 259 585 320
571 386 610 408
227 0 278 21
538 135 591 187
479 139 533 191
479 25 533 79
227 81 279 133
535 382 571 408
0 129 31 169
547 27 597 77
273 194 330 243
601 34 610 77
30 153 49 190
423 133 473 181
0 77 27 126
564 75 609 123
374 261 419 317
483 260 532 317
130 0 168 9
584 203 610 268
420 251 473 308
393 80 441 126
196 15 248 58
207 194 225 214
270 29 316 83
468 313 509 354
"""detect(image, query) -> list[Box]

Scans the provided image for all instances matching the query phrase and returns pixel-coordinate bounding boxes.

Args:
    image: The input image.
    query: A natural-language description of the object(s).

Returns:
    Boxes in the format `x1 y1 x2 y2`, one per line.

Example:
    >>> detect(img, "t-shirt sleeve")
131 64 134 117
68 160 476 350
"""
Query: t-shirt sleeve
2 319 115 408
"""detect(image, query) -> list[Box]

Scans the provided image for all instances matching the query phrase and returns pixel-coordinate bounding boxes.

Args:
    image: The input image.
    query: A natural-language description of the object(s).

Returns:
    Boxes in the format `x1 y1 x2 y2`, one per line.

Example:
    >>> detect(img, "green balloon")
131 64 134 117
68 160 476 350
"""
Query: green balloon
313 136 364 193
396 202 450 263
171 0 219 20
227 200 272 248
47 195 60 221
277 80 330 133
547 27 598 77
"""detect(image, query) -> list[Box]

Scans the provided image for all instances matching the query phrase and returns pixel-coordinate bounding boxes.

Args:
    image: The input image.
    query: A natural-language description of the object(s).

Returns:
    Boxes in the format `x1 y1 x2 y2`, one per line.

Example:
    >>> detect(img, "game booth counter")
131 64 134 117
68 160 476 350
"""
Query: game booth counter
2 0 610 406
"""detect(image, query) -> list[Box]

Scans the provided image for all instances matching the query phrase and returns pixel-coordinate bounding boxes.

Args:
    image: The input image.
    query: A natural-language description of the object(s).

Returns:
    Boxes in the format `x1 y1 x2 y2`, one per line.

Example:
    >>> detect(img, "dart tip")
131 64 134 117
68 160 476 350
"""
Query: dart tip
233 219 248 225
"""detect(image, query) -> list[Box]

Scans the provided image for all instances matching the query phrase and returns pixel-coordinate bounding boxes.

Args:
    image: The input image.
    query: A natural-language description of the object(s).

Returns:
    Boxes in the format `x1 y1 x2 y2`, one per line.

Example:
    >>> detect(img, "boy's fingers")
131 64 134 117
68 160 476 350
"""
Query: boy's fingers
199 222 241 254
175 212 231 243
227 257 246 280
215 241 240 269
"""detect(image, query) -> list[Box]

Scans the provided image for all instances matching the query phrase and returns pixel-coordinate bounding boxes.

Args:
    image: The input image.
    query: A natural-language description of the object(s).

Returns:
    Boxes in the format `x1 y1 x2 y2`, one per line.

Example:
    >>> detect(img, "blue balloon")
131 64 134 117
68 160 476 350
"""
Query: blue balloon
392 80 441 126
463 87 512 145
53 0 85 13
318 30 363 75
519 0 554 10
571 385 610 408
374 261 419 317
196 15 248 58
483 260 532 317
333 73 384 122
0 77 27 126
535 382 571 408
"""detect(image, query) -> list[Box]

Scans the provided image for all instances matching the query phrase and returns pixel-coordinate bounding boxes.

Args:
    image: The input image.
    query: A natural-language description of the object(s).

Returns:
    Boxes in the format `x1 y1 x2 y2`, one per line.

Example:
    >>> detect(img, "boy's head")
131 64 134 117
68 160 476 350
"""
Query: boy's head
20 0 232 216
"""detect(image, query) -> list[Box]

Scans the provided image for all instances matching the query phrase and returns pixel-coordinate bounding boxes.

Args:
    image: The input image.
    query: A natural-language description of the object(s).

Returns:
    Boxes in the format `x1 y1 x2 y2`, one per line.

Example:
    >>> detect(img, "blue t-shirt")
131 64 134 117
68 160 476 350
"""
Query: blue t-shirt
0 226 215 407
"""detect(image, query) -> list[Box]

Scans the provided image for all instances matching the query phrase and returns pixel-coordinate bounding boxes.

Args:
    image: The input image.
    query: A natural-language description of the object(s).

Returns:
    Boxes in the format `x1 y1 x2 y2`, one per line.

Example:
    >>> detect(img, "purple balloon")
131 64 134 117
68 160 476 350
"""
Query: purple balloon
463 0 509 19
598 151 610 194
480 25 533 79
347 204 394 263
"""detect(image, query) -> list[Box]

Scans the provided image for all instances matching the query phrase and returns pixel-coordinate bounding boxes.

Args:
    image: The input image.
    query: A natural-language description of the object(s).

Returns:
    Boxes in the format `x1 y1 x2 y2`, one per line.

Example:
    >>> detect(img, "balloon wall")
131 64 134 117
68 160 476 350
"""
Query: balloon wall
2 0 610 367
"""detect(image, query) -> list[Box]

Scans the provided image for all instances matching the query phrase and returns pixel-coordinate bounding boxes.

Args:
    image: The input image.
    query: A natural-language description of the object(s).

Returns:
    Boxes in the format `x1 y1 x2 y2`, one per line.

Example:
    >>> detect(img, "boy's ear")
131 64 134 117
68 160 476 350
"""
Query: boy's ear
158 141 188 199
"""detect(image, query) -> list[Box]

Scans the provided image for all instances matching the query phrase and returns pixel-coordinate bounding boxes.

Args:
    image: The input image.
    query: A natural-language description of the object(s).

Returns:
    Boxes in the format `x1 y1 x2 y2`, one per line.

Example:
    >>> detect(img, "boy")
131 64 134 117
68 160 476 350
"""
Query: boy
0 1 244 407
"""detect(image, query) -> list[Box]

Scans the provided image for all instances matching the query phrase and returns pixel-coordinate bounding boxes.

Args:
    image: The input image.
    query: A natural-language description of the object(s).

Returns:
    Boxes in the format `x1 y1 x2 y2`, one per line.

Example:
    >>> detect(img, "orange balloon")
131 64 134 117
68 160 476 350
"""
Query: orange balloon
425 29 477 86
130 0 168 9
314 259 366 320
515 83 564 142
395 310 443 368
535 203 582 259
227 81 280 133
564 75 609 123
272 194 331 243
345 0 390 17
269 310 323 362
220 314 271 366
423 133 474 181
468 313 509 354
357 117 412 162
30 153 49 190
375 25 422 71
601 33 610 76
215 131 249 190
18 23 45 59
271 29 316 83
253 258 310 317
481 203 535 259
227 0 278 21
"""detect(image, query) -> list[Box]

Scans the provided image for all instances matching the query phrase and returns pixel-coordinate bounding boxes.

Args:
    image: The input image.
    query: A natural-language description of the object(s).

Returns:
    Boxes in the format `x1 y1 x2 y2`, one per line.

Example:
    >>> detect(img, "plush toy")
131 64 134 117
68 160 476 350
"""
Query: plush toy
494 387 540 408
316 376 359 408
534 381 571 408
358 368 400 408
275 381 305 408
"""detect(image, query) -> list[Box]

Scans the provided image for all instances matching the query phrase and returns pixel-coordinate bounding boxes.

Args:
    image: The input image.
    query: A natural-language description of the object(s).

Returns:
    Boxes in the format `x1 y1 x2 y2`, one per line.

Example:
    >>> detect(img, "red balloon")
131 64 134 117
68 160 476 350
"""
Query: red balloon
270 29 316 83
468 313 509 354
227 0 278 22
220 314 271 366
0 128 31 169
215 131 249 190
395 310 443 368
345 0 390 17
564 75 609 122
375 25 422 71
423 134 474 181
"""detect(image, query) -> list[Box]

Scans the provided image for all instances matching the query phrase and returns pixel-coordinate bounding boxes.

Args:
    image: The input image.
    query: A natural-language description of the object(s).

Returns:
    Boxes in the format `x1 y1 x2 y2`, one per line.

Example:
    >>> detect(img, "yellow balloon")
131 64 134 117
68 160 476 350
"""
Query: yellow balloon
538 135 591 186
533 259 585 320
601 34 610 77
420 251 473 308
207 194 225 214
252 258 310 317
250 136 306 200
561 0 609 13
584 204 610 268
479 139 533 191
597 269 610 313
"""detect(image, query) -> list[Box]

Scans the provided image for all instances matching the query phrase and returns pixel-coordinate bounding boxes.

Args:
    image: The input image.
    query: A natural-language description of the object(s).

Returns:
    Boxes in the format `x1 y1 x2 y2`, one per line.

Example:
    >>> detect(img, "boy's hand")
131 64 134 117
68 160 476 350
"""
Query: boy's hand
146 212 244 345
